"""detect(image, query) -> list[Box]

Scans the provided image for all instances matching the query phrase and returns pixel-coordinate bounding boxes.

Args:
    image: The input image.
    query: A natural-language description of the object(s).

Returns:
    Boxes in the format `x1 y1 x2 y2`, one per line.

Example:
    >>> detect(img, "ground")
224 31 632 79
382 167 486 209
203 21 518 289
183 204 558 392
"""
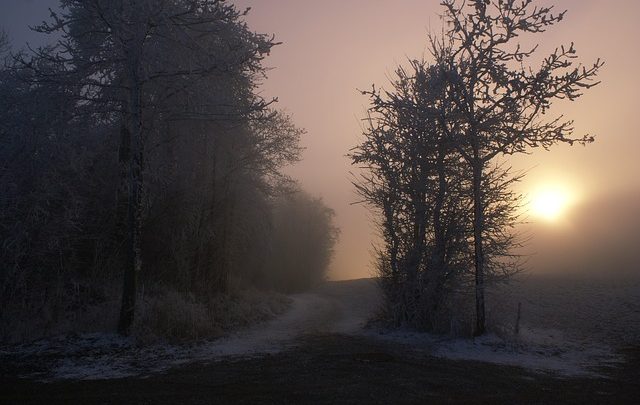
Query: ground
1 277 639 404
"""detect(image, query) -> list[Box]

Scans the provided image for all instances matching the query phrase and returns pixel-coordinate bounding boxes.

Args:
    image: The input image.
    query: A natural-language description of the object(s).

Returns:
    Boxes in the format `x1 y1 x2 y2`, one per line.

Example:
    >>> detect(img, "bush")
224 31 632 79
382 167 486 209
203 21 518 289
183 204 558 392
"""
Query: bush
133 287 292 344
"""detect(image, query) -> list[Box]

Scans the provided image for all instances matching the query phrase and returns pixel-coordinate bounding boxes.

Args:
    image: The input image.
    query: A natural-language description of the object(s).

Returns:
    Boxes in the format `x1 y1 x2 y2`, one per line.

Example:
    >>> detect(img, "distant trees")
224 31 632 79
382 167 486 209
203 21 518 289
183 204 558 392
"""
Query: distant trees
265 190 339 293
0 1 336 341
353 0 601 335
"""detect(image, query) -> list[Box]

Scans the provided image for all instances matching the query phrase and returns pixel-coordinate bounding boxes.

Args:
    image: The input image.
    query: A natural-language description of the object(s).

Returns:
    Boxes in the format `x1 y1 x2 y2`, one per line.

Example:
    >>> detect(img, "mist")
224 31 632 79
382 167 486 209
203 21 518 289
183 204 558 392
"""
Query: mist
235 0 640 281
2 0 639 281
525 191 640 277
1 1 639 403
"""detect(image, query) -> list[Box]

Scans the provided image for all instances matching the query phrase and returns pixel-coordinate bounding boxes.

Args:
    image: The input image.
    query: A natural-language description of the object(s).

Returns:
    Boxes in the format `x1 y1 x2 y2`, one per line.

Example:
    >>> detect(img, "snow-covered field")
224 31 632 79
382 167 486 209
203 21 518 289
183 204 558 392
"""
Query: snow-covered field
2 275 638 380
372 274 640 376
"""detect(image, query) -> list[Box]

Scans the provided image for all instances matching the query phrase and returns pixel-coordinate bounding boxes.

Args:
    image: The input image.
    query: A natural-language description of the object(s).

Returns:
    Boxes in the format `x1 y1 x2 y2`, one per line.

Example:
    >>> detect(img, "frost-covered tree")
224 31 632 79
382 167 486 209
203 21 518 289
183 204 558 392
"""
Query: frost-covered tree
23 0 277 334
21 0 279 334
0 42 118 339
352 60 469 328
434 0 602 335
4 0 308 338
352 58 522 332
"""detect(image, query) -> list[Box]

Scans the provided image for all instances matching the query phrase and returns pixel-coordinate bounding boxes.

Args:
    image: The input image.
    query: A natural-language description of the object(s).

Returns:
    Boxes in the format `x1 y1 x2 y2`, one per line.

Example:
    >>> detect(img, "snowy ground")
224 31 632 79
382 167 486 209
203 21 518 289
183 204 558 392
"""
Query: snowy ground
371 275 640 377
368 327 622 377
0 279 381 381
1 275 638 381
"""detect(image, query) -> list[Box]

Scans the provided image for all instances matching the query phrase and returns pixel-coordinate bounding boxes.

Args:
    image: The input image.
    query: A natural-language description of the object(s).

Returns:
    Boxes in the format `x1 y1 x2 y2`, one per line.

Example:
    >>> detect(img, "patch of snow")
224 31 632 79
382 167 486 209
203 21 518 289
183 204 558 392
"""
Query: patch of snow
2 280 382 381
366 326 624 377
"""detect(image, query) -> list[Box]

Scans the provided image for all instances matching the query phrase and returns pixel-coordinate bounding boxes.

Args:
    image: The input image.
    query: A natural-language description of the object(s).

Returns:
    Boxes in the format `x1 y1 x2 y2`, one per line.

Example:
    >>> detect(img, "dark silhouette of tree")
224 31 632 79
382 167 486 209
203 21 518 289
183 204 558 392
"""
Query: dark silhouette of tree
353 60 470 330
352 0 599 335
20 0 278 335
435 0 603 335
3 1 318 339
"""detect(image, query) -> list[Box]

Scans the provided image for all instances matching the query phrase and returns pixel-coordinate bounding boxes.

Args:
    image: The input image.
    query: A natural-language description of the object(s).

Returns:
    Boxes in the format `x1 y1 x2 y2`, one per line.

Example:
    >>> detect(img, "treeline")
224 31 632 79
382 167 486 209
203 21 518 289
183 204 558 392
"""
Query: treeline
0 1 337 343
352 0 601 335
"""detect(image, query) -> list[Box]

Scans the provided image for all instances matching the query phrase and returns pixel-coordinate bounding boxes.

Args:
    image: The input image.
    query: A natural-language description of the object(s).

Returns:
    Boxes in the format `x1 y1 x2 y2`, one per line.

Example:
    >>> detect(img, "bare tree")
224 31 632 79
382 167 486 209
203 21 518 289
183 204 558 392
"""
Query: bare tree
352 60 476 330
435 0 603 335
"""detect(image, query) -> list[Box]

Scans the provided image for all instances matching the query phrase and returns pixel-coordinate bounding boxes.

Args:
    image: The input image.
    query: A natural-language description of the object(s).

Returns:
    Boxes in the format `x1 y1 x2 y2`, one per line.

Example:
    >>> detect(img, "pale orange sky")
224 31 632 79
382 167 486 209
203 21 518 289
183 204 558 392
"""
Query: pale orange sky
2 0 639 279
232 0 640 279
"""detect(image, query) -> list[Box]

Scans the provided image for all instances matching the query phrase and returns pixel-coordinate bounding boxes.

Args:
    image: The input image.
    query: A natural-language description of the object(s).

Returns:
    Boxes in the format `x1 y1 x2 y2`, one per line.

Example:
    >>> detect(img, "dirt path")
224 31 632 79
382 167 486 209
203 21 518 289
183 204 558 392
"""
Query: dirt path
235 278 382 341
160 278 383 361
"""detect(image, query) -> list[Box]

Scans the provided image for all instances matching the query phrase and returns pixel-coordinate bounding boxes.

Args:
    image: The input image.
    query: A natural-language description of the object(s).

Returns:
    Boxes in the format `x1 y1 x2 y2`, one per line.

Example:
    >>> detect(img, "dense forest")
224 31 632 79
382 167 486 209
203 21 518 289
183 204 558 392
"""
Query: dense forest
0 1 338 343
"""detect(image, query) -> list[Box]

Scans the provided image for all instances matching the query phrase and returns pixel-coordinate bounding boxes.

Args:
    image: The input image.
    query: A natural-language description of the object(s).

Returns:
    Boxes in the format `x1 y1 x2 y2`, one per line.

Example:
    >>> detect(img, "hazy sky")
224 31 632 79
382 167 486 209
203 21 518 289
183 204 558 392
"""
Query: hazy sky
2 0 639 280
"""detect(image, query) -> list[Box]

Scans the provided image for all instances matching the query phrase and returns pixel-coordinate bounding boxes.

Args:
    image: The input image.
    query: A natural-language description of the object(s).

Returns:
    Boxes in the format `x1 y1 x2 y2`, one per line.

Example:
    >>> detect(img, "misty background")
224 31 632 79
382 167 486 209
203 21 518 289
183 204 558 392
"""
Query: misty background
1 0 638 280
1 2 639 400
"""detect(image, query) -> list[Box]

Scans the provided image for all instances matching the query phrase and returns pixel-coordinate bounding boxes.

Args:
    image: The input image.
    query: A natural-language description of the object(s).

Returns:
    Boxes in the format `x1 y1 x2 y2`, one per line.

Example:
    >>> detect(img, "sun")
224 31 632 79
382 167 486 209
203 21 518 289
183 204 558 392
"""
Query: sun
530 187 572 222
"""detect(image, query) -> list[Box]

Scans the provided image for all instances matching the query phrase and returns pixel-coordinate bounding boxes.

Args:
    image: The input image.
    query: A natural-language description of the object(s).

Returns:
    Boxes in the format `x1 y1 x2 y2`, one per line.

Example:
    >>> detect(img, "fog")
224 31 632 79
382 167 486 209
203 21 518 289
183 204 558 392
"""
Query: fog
229 0 640 280
525 191 640 277
2 0 638 281
1 2 639 401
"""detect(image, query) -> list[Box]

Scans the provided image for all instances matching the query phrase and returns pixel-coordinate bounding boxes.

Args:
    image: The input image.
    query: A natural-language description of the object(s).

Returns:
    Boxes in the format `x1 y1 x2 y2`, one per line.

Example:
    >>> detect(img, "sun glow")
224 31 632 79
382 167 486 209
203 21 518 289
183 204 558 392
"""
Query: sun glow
530 187 573 222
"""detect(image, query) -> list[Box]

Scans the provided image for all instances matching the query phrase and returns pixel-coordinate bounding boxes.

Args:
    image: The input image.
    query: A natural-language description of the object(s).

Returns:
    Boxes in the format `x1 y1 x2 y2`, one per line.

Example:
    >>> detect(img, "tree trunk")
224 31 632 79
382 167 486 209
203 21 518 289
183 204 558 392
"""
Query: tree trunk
429 146 448 323
116 123 130 251
218 176 234 293
472 157 486 336
383 199 399 281
118 74 144 336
